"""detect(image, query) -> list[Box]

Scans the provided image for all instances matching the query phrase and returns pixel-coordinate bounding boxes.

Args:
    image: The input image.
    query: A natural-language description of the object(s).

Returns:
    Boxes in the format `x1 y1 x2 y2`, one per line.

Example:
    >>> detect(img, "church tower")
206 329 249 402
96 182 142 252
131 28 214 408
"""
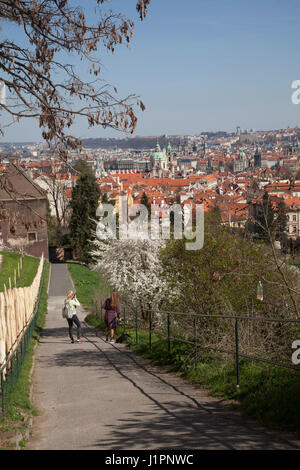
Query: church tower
167 141 176 176
150 140 167 178
254 147 261 168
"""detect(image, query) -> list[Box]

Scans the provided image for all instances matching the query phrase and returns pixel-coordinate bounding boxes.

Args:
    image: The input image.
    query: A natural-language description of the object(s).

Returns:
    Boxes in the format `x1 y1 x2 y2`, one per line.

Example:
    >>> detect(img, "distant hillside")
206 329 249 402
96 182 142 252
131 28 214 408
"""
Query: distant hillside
82 136 181 150
0 131 231 151
81 132 232 150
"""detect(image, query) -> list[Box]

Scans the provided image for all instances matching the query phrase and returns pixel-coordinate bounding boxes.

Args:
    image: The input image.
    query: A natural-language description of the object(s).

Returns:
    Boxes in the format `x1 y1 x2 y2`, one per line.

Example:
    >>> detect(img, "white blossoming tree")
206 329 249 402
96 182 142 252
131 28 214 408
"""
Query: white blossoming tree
90 237 170 325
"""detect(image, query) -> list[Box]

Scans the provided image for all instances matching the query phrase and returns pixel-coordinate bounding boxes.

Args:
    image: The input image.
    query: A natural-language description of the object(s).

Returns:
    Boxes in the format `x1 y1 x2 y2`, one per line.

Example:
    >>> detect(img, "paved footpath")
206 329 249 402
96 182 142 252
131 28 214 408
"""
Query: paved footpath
26 263 300 450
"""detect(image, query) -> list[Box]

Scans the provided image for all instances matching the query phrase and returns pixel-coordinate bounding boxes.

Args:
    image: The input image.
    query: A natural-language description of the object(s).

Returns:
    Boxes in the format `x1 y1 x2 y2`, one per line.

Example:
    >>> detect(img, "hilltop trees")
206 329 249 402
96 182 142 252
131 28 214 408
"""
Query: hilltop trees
160 215 300 363
0 1 151 161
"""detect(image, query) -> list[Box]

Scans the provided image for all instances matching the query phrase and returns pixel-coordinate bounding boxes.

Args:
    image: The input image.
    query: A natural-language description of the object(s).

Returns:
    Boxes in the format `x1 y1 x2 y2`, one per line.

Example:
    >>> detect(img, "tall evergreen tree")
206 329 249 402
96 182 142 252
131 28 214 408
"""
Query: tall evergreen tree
276 199 288 246
69 160 100 264
141 192 151 212
254 193 288 248
101 193 109 204
211 204 222 225
141 191 151 220
254 191 275 242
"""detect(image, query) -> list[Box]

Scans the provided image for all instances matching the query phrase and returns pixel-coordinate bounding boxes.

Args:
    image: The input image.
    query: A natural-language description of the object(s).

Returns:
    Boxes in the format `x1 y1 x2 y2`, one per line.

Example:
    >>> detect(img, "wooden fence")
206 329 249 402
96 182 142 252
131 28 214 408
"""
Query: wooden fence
0 254 44 366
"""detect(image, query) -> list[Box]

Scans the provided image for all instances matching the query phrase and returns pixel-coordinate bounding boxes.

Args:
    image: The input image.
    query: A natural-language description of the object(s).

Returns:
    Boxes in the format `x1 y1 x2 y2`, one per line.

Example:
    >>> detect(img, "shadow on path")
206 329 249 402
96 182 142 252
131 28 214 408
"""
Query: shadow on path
40 325 300 450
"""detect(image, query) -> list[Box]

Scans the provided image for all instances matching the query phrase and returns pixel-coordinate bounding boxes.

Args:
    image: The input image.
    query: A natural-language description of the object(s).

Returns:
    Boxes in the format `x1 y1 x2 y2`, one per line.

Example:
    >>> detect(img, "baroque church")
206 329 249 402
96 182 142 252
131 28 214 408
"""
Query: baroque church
149 141 177 178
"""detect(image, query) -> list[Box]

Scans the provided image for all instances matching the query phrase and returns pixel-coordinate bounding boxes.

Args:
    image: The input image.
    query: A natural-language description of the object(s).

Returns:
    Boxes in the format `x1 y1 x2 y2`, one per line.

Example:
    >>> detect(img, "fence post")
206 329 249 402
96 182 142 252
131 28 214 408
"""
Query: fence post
20 337 23 362
135 310 138 345
194 317 197 369
235 319 240 388
1 370 5 414
167 312 170 353
149 311 152 351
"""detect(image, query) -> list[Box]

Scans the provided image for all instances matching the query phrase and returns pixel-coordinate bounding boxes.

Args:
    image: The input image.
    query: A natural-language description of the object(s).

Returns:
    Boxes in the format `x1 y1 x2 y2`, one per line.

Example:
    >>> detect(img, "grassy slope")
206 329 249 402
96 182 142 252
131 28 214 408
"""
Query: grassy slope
67 263 111 311
124 330 300 433
0 252 40 291
0 261 50 450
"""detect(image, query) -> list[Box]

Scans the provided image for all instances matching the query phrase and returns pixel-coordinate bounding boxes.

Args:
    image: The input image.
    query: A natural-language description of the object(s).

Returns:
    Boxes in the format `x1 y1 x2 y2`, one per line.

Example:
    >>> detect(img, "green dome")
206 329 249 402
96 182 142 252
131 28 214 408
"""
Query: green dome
151 142 166 160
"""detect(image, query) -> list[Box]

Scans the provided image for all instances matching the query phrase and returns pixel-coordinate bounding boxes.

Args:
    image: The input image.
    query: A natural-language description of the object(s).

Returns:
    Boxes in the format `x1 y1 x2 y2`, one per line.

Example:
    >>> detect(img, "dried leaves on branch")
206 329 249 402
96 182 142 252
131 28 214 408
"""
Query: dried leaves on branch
0 0 151 159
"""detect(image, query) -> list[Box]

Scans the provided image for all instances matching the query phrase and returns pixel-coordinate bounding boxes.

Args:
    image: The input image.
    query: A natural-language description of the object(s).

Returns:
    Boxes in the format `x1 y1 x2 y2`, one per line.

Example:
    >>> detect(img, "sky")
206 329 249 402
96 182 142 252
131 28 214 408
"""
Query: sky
1 0 300 142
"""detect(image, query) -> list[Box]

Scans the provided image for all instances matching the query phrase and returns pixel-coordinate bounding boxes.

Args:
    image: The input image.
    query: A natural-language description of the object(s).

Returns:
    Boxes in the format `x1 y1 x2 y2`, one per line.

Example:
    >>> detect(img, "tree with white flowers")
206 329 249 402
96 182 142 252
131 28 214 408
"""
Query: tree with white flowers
91 237 170 323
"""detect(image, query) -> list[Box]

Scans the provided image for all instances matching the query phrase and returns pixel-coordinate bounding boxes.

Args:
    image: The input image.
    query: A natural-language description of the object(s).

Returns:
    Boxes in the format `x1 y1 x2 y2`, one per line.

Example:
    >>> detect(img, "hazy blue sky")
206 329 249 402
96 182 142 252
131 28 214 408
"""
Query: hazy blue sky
1 0 300 142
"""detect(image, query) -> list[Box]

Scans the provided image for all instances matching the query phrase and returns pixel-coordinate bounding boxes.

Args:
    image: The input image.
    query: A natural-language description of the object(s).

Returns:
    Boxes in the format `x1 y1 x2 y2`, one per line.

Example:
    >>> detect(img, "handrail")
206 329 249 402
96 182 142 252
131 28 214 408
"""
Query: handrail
106 306 300 388
149 310 300 323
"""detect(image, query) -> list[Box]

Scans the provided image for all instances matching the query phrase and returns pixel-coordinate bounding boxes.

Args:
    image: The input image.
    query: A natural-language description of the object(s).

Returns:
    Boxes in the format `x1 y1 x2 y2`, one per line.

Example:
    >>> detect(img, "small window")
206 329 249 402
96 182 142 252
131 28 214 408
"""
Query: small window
28 232 37 242
293 215 297 222
293 226 297 233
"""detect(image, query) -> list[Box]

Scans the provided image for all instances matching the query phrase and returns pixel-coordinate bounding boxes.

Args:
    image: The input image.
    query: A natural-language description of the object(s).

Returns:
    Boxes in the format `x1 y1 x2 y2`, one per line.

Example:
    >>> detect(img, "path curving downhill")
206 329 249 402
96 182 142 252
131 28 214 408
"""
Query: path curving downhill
26 263 300 450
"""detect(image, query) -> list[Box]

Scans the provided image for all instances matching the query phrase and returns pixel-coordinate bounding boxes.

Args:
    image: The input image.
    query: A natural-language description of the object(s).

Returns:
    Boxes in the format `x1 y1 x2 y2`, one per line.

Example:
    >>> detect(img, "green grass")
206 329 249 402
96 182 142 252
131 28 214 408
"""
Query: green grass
17 256 40 289
84 312 300 432
130 332 300 432
0 261 50 450
67 263 111 311
287 258 300 270
84 313 105 328
0 252 40 292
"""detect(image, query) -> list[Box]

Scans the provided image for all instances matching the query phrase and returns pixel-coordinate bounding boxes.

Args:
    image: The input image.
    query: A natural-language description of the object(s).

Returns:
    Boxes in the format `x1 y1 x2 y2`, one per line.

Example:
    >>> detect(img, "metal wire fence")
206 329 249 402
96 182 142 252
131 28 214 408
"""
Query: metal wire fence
0 264 46 414
93 299 300 387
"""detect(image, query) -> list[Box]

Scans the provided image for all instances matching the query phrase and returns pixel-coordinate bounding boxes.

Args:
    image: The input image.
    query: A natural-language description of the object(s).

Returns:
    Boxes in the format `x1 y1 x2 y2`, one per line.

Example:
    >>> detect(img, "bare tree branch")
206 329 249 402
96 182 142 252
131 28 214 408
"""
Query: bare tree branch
0 1 150 159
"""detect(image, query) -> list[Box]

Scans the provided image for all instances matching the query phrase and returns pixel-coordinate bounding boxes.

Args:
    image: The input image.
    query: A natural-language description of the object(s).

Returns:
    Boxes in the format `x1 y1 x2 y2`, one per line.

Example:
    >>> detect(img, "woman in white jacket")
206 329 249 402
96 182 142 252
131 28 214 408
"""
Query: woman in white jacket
65 290 82 343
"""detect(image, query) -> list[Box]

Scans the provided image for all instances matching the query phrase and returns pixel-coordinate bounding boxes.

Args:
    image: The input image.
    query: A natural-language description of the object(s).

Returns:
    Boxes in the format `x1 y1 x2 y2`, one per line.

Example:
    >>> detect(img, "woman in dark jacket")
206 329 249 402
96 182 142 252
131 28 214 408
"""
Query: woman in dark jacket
103 291 121 343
